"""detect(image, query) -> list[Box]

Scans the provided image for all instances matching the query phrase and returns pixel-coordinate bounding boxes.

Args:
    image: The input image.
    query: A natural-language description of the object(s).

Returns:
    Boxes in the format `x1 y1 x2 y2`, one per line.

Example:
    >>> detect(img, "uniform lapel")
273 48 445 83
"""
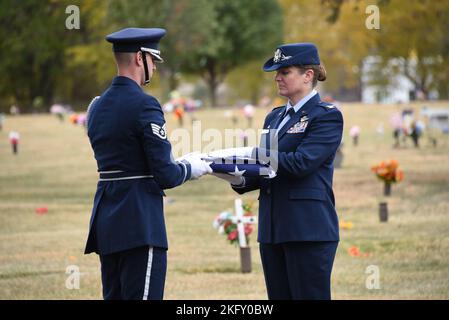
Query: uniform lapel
261 106 286 150
278 93 320 140
271 106 287 130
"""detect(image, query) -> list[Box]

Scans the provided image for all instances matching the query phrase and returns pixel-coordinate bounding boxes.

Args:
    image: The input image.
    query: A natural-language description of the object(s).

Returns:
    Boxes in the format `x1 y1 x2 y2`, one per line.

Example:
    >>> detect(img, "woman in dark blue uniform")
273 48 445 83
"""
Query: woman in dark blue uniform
231 43 344 299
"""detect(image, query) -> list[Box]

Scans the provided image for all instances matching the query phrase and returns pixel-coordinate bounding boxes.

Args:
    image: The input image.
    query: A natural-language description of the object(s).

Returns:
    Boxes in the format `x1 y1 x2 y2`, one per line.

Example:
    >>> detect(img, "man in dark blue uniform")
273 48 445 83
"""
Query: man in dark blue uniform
84 28 211 300
214 43 343 299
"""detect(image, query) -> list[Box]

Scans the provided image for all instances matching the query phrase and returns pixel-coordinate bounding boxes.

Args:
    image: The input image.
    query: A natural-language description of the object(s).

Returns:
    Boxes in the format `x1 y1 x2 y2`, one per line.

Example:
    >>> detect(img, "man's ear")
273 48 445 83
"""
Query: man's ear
135 51 143 67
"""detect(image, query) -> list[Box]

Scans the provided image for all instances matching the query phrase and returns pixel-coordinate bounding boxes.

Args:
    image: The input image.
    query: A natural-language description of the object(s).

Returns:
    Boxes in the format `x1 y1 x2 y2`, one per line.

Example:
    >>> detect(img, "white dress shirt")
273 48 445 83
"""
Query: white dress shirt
277 89 317 132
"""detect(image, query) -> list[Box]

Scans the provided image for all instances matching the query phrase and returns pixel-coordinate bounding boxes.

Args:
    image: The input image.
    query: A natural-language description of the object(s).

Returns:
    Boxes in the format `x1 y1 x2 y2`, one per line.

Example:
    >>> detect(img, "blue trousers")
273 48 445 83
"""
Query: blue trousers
99 246 167 300
259 241 338 300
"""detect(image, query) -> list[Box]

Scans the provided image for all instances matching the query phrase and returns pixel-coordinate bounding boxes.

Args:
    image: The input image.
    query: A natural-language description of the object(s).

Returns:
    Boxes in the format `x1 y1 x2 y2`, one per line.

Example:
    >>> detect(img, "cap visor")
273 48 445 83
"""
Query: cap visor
149 53 163 63
263 57 286 72
141 47 164 63
263 62 283 72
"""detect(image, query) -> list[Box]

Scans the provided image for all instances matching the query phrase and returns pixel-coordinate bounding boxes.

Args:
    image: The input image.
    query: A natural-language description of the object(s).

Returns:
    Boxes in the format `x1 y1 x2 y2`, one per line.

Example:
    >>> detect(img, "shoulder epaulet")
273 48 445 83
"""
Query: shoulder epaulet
318 101 337 111
142 94 162 109
272 105 285 111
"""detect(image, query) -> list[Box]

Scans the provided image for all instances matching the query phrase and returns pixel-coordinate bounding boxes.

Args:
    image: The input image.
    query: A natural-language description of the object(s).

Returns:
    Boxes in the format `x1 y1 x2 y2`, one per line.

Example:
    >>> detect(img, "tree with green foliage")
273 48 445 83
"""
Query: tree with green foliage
107 0 216 100
372 0 449 99
182 0 283 107
313 0 449 100
0 0 113 112
107 0 283 106
61 0 115 107
0 0 283 111
0 0 75 112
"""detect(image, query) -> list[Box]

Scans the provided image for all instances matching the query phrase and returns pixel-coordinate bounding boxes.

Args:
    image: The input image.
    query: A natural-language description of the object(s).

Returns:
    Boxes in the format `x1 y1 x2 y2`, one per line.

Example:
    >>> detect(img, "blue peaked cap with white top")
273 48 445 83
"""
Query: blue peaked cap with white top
263 43 320 72
106 27 166 62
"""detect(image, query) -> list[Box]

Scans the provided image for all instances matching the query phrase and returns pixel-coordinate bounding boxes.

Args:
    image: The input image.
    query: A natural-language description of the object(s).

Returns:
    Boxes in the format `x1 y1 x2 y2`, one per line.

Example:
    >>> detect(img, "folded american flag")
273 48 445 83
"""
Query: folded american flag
203 156 276 178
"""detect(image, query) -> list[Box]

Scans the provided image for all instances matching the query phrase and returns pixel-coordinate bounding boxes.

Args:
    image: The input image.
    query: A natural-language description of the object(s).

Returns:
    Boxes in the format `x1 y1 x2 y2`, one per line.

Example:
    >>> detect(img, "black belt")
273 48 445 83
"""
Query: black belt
98 170 154 181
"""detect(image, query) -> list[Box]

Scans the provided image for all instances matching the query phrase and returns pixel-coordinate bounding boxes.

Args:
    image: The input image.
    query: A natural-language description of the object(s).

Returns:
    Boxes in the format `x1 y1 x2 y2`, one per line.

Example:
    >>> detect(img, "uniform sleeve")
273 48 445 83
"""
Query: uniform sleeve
231 111 278 195
86 96 100 130
231 176 261 194
256 109 343 178
138 97 191 189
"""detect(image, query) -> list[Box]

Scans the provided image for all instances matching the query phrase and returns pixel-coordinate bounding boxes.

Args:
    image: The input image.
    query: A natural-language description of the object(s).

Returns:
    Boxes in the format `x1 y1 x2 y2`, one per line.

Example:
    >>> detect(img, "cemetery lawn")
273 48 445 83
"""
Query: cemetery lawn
1 101 449 299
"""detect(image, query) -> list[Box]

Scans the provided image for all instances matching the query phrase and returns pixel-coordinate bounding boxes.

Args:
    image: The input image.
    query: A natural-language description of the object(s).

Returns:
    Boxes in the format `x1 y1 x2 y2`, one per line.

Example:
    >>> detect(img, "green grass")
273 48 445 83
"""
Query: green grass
1 101 449 299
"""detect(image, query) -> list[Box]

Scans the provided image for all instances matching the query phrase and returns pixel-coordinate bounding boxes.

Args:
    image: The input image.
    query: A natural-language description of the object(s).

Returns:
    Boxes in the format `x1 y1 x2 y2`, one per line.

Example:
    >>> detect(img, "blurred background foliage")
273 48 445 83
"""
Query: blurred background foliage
0 0 448 112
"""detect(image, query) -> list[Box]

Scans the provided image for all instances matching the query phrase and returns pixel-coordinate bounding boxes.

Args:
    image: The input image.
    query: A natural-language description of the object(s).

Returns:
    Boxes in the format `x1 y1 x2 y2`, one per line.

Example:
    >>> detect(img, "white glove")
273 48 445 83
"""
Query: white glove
208 147 255 159
211 172 244 185
179 153 212 180
176 151 208 162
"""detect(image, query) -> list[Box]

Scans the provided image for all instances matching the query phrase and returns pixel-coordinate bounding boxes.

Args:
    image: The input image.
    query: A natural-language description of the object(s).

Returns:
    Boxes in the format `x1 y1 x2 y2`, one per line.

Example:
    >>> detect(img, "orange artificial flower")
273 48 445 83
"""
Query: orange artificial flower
348 246 360 257
339 220 354 230
371 159 404 183
348 246 372 258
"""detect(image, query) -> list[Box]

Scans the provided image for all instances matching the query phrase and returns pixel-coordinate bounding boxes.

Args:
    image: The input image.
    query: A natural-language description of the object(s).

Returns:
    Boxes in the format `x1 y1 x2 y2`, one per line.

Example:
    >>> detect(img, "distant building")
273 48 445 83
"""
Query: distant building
420 107 449 133
361 56 438 104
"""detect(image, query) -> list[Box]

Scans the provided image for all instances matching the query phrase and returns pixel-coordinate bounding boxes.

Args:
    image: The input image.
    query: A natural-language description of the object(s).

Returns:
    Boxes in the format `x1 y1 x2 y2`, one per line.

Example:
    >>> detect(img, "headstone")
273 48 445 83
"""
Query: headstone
0 113 4 131
334 143 343 169
379 202 388 222
239 247 251 273
231 199 257 273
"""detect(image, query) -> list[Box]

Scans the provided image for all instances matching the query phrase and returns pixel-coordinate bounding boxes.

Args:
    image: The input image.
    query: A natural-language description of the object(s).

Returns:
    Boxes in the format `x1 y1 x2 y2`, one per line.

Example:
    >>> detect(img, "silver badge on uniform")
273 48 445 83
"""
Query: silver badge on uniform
287 121 308 133
151 123 167 140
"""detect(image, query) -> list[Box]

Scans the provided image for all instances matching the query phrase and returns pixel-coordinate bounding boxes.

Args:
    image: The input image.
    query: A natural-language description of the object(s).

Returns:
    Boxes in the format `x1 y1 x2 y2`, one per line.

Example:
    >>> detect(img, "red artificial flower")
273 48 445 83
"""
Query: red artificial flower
35 207 48 215
227 230 238 241
348 246 372 258
214 202 256 245
348 246 360 257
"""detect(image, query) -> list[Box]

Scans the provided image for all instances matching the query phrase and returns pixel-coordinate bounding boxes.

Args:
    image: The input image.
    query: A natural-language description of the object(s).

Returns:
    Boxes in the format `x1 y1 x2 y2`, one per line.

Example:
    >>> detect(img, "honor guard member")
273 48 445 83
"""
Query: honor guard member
229 43 343 299
84 28 211 300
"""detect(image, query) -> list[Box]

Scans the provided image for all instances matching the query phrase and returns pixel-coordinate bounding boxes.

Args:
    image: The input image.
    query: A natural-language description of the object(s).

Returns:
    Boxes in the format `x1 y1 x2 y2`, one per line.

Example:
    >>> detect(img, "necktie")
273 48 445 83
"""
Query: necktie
276 107 296 130
284 107 296 118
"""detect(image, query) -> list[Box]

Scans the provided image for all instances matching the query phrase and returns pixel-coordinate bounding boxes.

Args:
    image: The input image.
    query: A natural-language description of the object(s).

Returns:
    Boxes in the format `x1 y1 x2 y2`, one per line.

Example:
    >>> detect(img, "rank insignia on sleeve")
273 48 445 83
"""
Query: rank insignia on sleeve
151 123 167 139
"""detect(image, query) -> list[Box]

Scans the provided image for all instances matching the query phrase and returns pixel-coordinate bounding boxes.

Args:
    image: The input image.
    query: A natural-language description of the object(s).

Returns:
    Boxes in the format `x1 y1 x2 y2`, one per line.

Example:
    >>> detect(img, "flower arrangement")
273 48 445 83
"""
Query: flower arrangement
371 159 404 184
213 201 255 246
371 160 404 196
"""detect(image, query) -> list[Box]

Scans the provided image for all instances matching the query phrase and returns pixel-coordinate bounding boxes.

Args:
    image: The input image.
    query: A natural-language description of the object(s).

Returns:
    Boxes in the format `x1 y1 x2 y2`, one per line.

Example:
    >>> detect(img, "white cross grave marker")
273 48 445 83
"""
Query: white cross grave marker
230 198 257 248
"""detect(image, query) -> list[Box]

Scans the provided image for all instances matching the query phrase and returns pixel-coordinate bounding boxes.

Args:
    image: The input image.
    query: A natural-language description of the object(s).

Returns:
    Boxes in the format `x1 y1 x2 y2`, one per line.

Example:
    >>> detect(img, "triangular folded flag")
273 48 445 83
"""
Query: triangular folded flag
204 156 276 178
